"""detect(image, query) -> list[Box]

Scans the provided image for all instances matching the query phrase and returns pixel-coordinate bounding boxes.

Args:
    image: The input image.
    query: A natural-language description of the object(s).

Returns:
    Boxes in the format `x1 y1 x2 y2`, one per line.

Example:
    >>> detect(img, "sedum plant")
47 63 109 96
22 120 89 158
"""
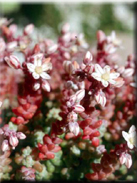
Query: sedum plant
0 17 136 181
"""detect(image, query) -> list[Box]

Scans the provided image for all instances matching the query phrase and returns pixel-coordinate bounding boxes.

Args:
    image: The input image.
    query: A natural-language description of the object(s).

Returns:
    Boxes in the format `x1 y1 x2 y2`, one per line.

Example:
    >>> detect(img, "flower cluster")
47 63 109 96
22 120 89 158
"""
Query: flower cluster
0 17 136 181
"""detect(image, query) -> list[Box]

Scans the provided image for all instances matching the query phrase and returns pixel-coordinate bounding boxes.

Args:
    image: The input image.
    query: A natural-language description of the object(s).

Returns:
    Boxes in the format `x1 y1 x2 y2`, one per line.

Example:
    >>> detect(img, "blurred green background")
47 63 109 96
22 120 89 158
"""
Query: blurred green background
0 3 134 39
0 2 134 62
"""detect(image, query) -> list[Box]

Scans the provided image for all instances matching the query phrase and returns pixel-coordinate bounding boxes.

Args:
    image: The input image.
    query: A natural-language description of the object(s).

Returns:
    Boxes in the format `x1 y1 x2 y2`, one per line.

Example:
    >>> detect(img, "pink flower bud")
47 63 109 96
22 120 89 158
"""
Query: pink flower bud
120 153 132 169
74 104 85 113
68 122 80 136
83 51 93 64
63 61 74 75
75 89 85 103
9 24 17 35
5 55 21 69
24 24 34 35
9 135 19 148
17 132 26 139
47 44 58 54
1 140 10 151
7 41 17 52
97 30 106 43
95 90 106 107
67 112 78 122
61 23 70 34
42 80 50 92
123 68 134 77
33 83 40 91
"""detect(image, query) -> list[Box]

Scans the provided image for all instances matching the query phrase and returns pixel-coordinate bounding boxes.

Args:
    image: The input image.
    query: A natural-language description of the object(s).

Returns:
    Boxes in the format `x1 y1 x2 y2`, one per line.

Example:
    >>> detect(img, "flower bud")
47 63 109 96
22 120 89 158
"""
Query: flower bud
42 80 50 92
7 41 17 52
5 55 21 69
17 132 26 139
1 140 10 151
47 44 58 54
61 23 70 34
24 24 34 35
9 135 19 148
83 51 93 64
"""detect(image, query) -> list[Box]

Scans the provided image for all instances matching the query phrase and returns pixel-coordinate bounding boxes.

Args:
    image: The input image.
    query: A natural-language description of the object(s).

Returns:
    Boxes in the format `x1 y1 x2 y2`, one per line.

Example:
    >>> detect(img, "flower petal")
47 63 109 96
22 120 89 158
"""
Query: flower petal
32 72 40 79
74 104 85 113
102 80 109 87
110 72 120 79
109 79 116 85
129 125 136 134
122 131 129 142
127 141 134 149
27 63 35 72
42 62 52 71
103 65 110 73
92 73 101 81
95 64 104 74
40 72 51 79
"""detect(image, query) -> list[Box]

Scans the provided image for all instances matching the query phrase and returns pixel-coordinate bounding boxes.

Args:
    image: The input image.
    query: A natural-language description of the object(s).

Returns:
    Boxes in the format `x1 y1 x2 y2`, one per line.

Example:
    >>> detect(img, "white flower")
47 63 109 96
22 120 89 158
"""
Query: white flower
92 64 120 87
27 55 52 80
122 125 137 149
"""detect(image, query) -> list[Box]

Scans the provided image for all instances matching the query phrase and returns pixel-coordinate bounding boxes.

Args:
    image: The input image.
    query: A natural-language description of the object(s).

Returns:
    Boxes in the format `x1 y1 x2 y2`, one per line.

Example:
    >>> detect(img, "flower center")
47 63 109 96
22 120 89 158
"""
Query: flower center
101 73 110 81
35 66 43 74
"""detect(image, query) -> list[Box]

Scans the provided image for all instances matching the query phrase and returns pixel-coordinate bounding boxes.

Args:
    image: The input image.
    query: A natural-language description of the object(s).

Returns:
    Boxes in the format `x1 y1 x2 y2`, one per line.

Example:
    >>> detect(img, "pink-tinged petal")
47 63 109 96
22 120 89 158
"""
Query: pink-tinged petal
122 131 129 142
114 78 124 87
40 72 51 80
74 104 85 113
75 89 85 103
95 91 106 107
102 80 108 87
9 135 19 148
69 122 79 136
129 125 136 134
92 73 101 81
97 30 106 43
119 154 126 165
103 65 110 73
32 72 40 79
61 23 70 34
42 80 50 92
110 72 120 79
17 132 26 139
69 95 77 106
83 51 92 64
42 62 52 71
7 41 17 51
5 55 21 69
33 83 40 91
63 61 74 75
47 44 58 54
1 140 10 151
123 68 134 77
95 64 104 74
27 63 35 72
24 24 34 35
109 79 116 85
125 154 132 168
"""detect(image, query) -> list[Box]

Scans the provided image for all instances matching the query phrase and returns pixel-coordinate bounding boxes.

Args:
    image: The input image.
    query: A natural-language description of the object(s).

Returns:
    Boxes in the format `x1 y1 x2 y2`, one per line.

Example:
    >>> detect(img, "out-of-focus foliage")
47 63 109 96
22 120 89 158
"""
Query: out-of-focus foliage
0 3 133 41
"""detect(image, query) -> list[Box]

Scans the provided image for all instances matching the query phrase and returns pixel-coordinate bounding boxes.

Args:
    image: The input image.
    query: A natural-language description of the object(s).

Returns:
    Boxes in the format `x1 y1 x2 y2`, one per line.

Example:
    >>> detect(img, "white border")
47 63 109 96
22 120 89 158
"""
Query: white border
0 0 136 3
